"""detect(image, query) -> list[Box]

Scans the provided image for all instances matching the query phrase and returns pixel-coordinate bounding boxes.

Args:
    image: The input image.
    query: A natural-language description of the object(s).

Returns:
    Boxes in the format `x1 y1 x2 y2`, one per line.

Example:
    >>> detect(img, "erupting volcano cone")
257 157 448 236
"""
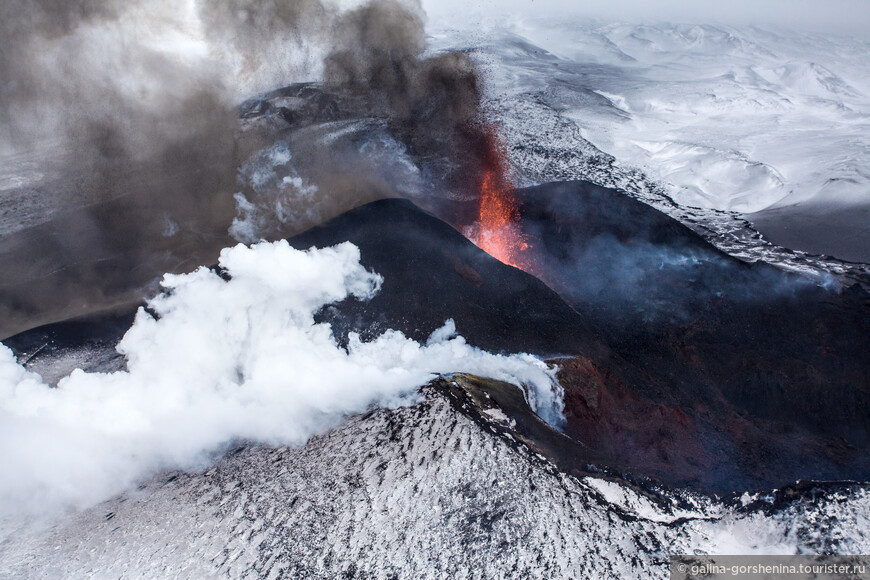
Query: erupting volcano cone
471 127 532 271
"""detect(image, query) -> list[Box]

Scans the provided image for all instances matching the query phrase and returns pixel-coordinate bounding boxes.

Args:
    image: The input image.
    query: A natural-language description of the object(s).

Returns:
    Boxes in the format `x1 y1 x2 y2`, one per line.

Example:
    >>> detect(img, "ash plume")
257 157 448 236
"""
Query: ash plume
0 0 240 338
325 0 482 194
227 0 486 241
0 0 487 338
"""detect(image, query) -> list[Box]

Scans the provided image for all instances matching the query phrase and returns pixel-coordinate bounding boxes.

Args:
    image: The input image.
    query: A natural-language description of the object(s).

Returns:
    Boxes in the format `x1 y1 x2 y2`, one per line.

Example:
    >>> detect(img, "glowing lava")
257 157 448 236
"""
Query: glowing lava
472 127 532 271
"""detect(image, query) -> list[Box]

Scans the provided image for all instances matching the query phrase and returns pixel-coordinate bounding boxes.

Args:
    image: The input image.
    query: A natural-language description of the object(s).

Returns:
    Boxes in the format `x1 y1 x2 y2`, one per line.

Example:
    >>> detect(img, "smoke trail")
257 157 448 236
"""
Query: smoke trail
325 0 482 194
227 0 484 242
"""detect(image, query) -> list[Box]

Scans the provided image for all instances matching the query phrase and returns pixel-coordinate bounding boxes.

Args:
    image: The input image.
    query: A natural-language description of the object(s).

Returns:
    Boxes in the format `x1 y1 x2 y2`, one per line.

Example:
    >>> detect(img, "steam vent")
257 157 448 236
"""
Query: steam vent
2 2 870 578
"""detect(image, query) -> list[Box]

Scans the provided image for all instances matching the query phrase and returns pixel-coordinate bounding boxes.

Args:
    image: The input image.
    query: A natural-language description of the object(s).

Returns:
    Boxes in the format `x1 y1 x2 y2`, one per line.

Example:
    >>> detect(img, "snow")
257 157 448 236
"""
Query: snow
494 21 870 215
428 24 870 286
1 12 869 577
1 386 867 578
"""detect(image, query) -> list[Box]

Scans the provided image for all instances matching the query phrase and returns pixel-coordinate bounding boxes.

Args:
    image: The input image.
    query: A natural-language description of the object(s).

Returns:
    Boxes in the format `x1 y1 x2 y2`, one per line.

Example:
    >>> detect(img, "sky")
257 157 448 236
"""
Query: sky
421 0 870 39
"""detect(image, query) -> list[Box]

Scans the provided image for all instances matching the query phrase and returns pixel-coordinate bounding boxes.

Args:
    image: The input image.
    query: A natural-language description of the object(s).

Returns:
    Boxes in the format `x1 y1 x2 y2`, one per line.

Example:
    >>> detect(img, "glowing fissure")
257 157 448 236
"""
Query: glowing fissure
472 128 532 271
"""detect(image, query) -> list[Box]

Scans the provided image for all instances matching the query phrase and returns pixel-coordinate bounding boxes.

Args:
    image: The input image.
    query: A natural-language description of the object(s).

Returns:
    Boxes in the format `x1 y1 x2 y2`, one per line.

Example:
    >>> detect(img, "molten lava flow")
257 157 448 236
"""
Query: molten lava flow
473 127 532 271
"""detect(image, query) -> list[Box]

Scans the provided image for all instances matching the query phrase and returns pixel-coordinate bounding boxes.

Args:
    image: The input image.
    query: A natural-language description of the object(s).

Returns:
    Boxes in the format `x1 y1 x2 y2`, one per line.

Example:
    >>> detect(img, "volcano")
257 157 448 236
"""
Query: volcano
288 188 870 491
4 180 870 577
8 186 870 493
513 181 870 489
4 5 870 578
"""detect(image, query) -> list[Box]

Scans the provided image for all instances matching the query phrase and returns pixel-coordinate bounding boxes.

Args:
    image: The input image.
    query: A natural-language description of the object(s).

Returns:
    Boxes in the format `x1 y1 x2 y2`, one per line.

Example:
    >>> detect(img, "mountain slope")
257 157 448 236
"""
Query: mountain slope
2 376 868 579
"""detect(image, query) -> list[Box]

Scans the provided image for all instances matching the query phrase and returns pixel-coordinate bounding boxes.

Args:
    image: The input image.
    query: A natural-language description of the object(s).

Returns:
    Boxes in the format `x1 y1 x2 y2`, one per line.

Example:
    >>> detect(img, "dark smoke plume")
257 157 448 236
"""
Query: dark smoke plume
325 1 482 194
0 0 241 338
0 0 487 338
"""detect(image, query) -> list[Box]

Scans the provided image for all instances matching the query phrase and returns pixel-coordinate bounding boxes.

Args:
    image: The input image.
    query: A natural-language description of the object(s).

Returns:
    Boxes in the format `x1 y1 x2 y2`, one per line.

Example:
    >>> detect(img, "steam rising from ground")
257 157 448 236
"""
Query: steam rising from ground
0 242 561 516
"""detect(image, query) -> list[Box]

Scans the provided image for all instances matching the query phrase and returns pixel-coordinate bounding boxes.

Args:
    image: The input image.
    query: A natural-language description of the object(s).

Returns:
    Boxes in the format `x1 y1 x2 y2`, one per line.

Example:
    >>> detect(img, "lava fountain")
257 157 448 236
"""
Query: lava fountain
466 125 532 271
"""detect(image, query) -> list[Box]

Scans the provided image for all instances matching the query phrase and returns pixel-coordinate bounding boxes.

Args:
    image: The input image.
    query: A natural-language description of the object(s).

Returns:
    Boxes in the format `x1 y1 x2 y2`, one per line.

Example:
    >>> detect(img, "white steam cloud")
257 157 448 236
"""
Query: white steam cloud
0 241 561 516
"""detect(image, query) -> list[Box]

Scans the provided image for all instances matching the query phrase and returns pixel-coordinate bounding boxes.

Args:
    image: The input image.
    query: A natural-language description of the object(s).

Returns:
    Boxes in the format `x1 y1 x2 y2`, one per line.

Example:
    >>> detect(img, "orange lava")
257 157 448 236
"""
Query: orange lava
474 128 531 271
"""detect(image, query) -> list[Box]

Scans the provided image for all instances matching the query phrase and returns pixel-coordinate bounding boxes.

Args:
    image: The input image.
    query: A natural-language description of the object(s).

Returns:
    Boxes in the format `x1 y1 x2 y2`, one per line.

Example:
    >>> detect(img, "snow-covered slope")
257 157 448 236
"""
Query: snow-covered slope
490 21 870 215
1 377 867 579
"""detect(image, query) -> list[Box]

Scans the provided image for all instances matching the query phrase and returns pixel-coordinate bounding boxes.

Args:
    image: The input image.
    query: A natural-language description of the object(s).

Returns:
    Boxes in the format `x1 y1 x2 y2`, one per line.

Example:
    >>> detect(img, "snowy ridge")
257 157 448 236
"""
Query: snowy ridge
454 28 870 288
1 379 867 579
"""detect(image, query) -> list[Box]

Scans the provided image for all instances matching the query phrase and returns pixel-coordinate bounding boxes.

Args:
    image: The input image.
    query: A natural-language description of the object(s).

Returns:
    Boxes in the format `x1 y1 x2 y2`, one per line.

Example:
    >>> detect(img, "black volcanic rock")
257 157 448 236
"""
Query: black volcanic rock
3 309 135 385
517 180 816 328
513 181 870 490
288 197 606 358
3 309 135 358
5 197 605 373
